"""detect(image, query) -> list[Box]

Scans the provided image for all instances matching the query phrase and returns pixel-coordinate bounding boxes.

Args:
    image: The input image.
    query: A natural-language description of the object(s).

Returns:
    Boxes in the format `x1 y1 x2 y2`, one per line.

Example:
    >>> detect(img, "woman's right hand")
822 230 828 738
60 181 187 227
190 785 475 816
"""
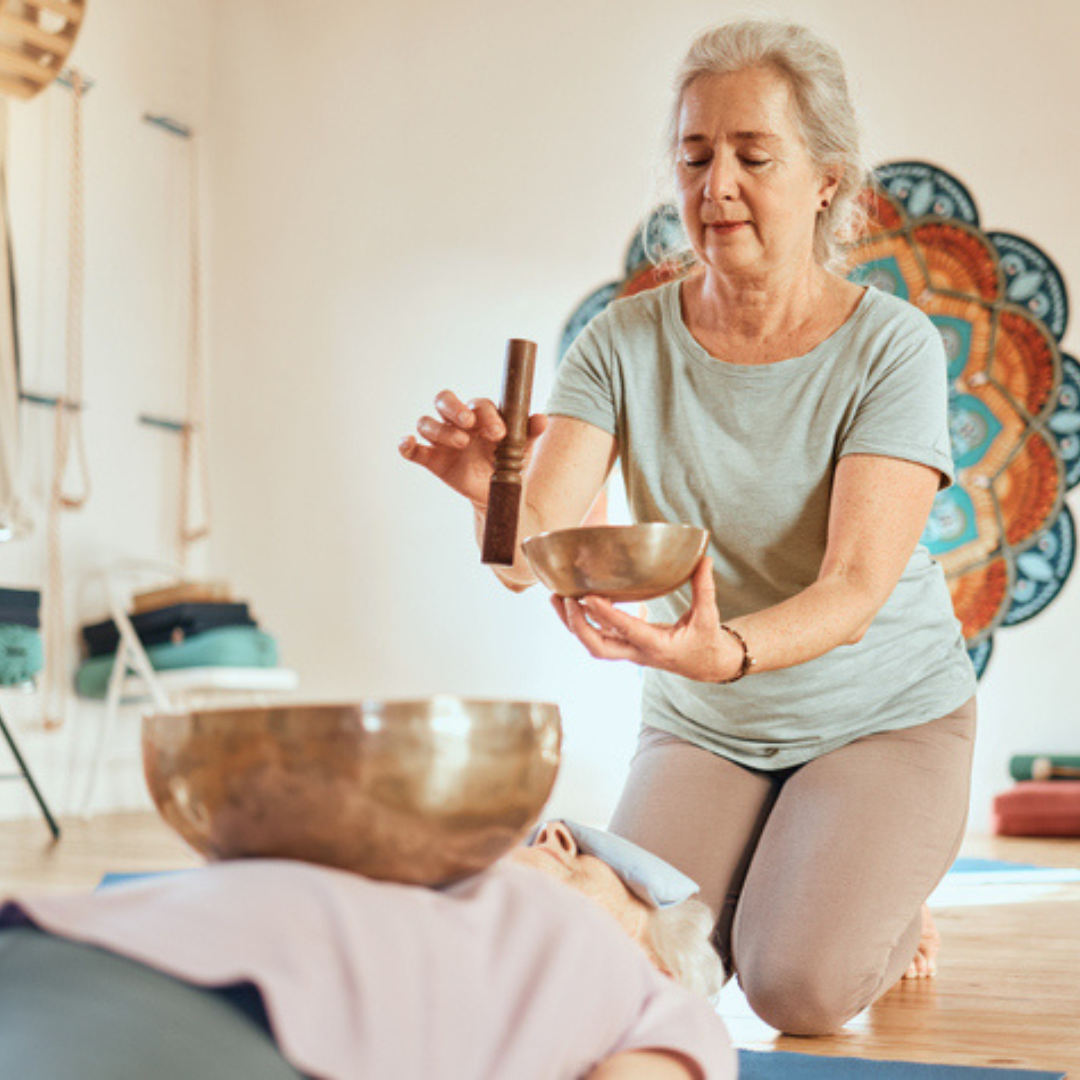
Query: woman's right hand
398 390 548 509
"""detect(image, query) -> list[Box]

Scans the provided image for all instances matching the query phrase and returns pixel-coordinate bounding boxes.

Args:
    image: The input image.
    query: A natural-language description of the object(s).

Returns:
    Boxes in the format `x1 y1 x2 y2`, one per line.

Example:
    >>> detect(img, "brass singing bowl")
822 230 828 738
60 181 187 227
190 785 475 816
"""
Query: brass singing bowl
522 523 710 602
142 698 562 886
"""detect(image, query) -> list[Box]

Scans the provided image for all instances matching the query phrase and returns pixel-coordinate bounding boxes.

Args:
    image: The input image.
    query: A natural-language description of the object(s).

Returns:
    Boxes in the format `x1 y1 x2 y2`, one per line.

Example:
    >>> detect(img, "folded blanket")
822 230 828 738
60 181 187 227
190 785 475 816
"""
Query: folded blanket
81 603 256 657
0 587 41 629
75 627 280 699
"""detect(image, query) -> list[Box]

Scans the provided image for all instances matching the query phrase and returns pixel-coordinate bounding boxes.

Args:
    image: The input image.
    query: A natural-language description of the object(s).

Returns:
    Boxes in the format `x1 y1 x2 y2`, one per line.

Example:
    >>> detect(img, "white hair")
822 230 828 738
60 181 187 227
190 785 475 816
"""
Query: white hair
664 18 868 268
644 897 725 1002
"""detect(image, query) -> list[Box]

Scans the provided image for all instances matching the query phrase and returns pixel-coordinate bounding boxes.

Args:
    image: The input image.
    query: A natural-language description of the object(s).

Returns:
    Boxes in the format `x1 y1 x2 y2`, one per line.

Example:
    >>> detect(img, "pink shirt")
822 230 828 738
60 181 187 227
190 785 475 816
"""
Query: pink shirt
3 859 735 1080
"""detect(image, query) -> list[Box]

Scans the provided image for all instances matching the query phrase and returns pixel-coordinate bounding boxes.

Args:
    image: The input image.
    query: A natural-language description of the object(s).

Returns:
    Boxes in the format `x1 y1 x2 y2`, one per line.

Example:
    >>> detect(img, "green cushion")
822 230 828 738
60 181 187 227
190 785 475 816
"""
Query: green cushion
0 625 44 686
75 627 279 699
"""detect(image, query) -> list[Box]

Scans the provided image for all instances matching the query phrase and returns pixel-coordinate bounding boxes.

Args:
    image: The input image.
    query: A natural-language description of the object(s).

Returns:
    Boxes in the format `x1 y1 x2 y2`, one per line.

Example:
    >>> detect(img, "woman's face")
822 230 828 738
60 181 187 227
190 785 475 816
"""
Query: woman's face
507 821 650 940
675 66 837 281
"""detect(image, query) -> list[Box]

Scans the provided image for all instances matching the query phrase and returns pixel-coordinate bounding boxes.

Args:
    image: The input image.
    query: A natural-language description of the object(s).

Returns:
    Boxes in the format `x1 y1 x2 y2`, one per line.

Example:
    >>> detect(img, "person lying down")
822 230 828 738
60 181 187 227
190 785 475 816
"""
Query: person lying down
0 821 736 1080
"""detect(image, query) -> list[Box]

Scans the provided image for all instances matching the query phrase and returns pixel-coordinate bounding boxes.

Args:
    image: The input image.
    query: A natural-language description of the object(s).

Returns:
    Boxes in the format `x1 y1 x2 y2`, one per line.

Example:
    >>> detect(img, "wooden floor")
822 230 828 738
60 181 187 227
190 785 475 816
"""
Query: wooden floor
1 814 1078 1076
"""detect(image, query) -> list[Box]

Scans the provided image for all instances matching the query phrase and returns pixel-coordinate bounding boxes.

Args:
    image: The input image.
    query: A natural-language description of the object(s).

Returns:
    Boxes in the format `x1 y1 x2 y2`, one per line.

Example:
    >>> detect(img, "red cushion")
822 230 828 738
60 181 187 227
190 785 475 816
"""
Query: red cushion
992 780 1080 837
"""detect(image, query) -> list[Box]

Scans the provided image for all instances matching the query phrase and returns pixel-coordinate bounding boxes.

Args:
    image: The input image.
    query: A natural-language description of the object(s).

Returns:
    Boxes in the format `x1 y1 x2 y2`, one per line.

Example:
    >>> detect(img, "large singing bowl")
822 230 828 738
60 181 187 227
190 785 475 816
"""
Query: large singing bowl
523 523 710 602
142 698 562 886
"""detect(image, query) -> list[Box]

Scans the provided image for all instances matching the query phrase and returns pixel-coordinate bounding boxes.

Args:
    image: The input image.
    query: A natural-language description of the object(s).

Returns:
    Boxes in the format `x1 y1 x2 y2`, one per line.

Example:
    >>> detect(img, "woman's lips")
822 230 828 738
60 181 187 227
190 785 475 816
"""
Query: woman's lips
707 221 748 232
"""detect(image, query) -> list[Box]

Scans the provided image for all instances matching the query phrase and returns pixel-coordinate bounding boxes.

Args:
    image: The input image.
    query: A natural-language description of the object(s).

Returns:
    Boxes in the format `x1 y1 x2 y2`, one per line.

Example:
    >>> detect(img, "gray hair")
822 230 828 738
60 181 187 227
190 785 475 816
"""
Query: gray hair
644 897 725 1002
664 18 868 268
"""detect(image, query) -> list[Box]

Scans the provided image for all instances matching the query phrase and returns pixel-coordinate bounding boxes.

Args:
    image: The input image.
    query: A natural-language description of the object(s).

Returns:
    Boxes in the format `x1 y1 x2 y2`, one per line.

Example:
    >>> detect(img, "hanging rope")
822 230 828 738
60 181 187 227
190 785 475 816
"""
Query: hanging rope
177 133 210 569
0 96 32 542
41 68 91 730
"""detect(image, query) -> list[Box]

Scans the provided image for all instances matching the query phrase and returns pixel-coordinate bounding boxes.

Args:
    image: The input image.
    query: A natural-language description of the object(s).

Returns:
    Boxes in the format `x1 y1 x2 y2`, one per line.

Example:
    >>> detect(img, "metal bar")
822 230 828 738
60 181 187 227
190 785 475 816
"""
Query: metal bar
138 414 188 433
19 390 83 411
142 113 192 139
21 0 85 25
0 706 61 840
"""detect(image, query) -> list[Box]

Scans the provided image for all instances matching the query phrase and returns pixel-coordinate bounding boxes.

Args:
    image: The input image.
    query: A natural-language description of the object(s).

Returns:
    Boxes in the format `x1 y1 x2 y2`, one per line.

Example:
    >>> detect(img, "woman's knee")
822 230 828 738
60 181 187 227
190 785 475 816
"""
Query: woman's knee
738 951 876 1036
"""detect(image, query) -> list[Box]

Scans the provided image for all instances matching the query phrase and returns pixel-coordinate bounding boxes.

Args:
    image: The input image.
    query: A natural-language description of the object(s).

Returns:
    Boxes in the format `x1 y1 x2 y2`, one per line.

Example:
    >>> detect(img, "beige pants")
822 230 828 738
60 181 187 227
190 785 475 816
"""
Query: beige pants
609 698 977 1036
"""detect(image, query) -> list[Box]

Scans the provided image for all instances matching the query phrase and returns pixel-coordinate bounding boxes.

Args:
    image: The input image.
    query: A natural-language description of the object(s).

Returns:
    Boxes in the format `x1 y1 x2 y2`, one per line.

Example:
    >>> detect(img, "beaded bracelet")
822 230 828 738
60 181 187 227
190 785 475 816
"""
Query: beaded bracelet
716 623 755 684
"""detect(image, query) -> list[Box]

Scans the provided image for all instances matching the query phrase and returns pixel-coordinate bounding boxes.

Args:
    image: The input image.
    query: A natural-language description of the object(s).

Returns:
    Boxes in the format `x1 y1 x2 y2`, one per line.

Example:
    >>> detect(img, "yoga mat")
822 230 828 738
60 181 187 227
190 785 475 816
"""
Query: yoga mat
738 1050 1065 1079
98 870 189 888
945 858 1080 885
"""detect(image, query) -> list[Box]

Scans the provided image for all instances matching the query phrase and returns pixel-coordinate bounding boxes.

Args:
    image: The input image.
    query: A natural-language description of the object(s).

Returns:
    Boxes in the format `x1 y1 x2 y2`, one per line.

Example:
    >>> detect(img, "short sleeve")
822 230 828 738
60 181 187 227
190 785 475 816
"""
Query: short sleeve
838 310 956 488
545 314 620 436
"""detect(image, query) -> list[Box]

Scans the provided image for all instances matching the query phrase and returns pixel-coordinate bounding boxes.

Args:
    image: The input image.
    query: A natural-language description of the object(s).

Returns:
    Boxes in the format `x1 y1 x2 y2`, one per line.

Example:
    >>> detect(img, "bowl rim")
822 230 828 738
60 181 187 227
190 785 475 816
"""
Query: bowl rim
521 522 709 549
142 695 563 725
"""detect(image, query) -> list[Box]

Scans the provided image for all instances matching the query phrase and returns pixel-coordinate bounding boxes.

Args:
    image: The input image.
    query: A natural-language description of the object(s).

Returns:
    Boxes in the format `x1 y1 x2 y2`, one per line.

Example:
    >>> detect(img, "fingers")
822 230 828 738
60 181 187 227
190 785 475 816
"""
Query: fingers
527 413 550 441
691 555 716 601
462 396 506 441
407 391 547 458
397 435 448 472
433 390 476 428
398 434 421 462
564 599 640 661
410 392 503 452
550 593 571 630
578 597 639 642
688 556 720 627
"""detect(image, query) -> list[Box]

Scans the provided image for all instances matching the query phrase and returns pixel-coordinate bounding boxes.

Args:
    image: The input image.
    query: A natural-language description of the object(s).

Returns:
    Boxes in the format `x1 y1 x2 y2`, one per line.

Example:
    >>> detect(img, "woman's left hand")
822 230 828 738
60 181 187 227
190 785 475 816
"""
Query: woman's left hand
551 557 743 682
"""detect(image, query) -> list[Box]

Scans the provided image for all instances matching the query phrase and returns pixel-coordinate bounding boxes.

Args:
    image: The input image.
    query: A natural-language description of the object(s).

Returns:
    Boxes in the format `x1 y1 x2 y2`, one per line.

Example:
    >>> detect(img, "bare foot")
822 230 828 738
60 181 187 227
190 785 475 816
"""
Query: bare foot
903 904 939 979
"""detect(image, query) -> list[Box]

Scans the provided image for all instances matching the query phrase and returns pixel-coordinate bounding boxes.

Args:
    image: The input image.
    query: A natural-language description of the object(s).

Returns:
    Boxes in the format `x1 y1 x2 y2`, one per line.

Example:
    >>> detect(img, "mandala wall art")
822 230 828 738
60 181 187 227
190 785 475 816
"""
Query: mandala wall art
560 162 1078 679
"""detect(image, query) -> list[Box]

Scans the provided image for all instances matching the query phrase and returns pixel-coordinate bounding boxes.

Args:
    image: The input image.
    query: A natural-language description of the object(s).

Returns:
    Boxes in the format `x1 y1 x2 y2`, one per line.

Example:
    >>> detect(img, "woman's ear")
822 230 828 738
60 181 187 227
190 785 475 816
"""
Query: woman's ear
819 167 844 207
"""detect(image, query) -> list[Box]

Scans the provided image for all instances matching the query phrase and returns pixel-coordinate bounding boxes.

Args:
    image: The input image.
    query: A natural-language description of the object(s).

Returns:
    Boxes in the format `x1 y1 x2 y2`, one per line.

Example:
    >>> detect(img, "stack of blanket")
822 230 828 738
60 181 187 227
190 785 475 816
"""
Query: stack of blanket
75 591 280 699
0 587 43 686
992 755 1080 837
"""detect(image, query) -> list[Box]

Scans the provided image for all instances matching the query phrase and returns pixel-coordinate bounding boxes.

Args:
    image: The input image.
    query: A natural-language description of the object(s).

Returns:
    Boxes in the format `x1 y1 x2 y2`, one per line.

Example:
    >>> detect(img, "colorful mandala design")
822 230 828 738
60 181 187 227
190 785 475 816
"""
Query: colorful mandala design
560 162 1077 679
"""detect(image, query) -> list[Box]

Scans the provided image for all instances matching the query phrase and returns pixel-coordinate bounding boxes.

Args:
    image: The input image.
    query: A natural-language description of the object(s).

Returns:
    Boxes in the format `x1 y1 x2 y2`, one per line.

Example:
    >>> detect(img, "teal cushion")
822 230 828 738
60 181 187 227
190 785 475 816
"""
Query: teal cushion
75 627 279 699
0 624 44 686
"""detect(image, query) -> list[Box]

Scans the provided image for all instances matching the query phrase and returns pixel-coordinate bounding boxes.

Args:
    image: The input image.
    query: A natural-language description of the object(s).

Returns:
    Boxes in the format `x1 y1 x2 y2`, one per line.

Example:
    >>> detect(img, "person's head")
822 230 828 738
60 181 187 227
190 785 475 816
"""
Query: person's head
664 18 866 273
507 821 723 1001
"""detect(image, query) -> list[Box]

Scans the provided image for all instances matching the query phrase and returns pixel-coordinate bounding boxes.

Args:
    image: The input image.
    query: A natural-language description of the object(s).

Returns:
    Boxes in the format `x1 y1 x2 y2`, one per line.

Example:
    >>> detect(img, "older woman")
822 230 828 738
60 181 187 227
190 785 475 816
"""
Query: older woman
400 19 977 1036
0 824 731 1080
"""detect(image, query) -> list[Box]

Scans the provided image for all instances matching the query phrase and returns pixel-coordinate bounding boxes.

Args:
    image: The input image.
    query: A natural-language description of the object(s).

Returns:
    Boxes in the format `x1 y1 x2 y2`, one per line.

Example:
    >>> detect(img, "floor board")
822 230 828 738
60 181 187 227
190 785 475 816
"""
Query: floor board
2 815 1078 1075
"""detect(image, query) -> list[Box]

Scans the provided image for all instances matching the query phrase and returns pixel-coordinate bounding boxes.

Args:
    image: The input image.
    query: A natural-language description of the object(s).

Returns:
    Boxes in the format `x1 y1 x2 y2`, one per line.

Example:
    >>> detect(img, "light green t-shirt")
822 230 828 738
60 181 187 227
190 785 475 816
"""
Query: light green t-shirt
547 281 977 769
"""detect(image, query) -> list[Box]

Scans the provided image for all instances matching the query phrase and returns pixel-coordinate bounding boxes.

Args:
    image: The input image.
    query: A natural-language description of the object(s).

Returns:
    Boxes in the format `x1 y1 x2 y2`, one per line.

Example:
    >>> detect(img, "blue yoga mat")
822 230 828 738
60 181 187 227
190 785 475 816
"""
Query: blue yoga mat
738 1050 1064 1079
933 858 1080 888
98 871 189 888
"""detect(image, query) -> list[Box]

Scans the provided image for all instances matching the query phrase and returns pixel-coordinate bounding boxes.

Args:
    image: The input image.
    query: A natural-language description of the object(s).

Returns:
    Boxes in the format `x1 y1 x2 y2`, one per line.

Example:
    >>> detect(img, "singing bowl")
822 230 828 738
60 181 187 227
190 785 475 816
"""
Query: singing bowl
522 523 710 602
142 698 561 886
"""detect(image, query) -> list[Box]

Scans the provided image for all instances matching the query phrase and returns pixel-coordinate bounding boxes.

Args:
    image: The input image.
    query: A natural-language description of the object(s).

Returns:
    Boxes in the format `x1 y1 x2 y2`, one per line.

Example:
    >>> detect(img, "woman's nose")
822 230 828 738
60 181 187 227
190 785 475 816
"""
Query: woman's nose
533 820 577 854
706 156 737 201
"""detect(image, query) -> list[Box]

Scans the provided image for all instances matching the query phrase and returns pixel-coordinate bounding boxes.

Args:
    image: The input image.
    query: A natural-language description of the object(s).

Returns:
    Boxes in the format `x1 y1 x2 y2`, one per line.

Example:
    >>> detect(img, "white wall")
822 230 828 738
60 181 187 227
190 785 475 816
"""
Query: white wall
3 0 1079 831
0 0 213 818
204 0 1080 831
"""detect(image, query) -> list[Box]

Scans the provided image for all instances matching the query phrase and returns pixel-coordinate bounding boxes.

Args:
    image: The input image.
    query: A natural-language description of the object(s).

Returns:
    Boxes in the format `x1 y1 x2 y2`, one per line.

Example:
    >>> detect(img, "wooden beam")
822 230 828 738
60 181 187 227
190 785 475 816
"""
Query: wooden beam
17 0 85 26
0 12 75 55
0 43 55 86
0 69 34 98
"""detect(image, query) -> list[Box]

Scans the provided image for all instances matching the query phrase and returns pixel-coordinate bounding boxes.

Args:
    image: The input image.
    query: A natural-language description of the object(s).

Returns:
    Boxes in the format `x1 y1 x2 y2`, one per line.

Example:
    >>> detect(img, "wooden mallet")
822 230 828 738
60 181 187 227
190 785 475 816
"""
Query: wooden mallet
481 338 538 566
